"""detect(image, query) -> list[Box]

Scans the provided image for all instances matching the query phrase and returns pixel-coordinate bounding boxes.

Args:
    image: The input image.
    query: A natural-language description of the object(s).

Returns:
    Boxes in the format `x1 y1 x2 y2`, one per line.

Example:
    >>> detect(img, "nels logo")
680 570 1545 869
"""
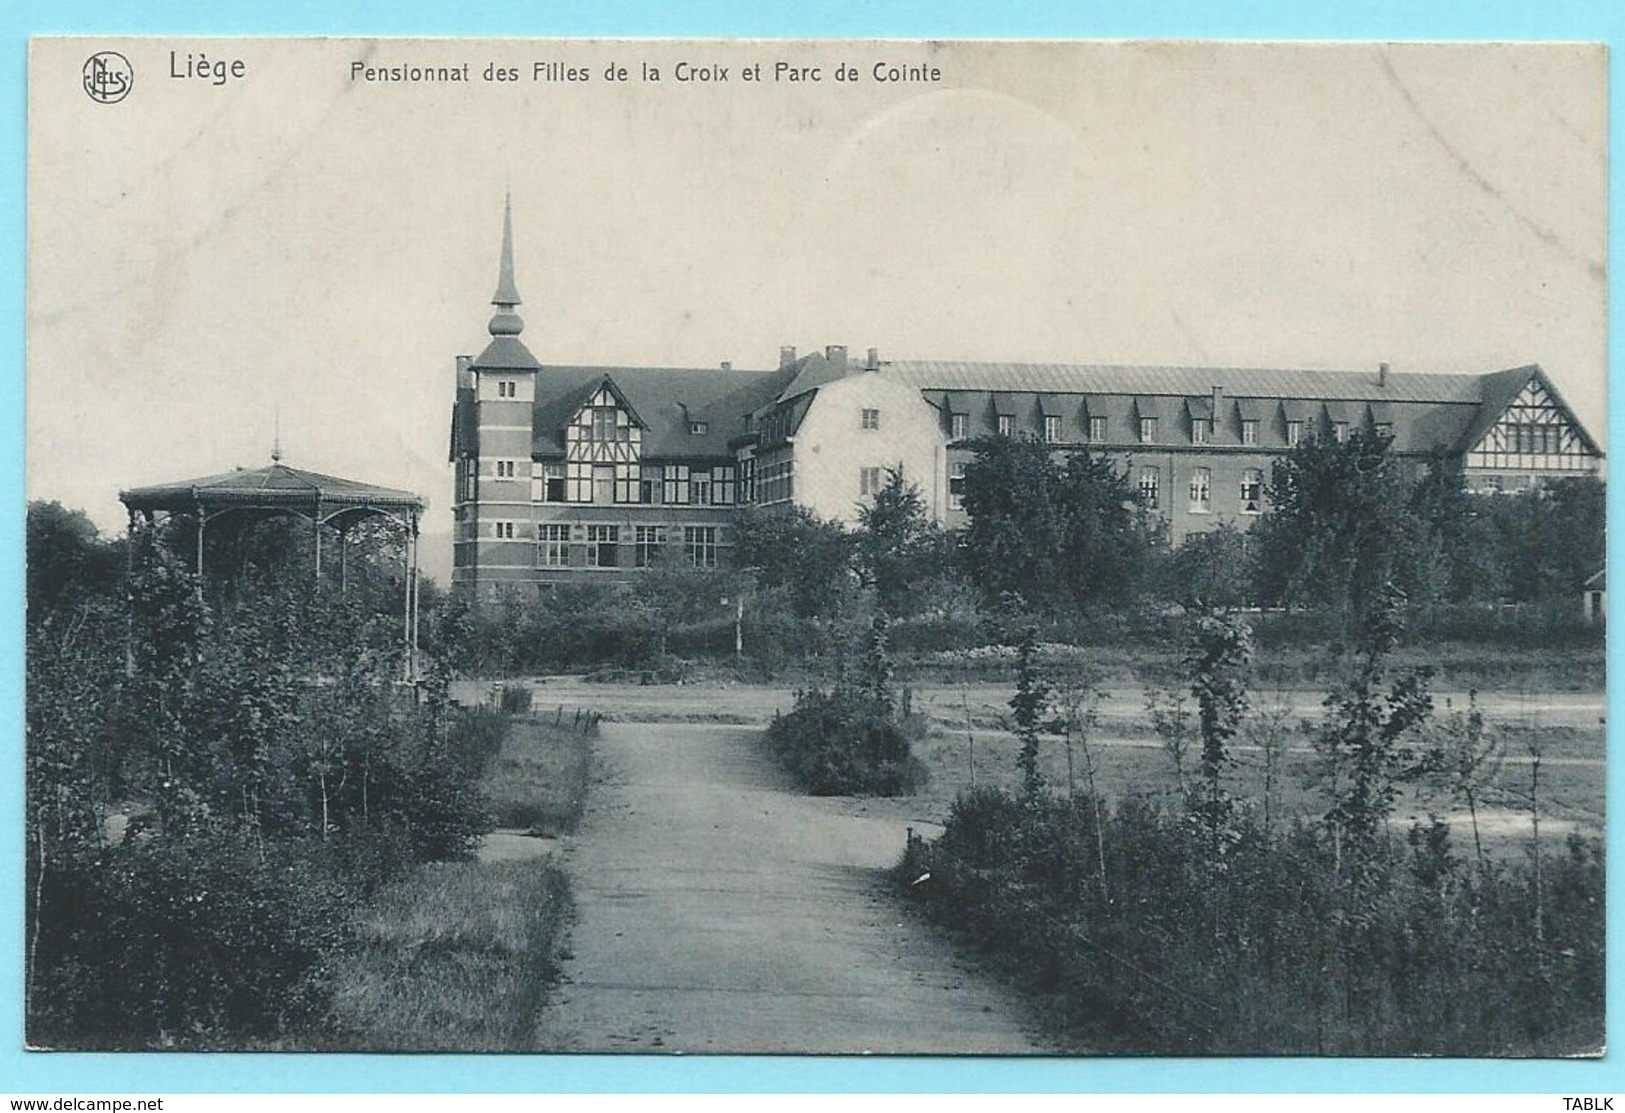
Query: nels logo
83 51 133 104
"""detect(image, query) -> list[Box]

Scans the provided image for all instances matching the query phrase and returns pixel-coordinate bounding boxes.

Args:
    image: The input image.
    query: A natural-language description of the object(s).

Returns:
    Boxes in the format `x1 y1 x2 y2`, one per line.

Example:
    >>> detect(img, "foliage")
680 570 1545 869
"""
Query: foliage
1163 523 1254 614
732 504 857 619
26 508 502 1048
855 466 953 617
958 436 1161 614
1008 629 1052 802
898 793 1603 1054
763 616 924 796
1251 427 1413 626
1187 615 1251 831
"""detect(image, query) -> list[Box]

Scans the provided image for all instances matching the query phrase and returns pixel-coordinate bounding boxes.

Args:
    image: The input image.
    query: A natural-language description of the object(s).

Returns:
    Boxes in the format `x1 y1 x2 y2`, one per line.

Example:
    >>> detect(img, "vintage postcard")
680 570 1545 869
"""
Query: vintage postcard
25 38 1605 1059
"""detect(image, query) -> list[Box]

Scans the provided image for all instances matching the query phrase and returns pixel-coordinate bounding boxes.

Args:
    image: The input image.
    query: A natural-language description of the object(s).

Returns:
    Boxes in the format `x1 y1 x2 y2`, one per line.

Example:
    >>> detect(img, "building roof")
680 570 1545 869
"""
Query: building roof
531 363 798 458
470 334 542 372
122 463 424 521
885 360 1491 403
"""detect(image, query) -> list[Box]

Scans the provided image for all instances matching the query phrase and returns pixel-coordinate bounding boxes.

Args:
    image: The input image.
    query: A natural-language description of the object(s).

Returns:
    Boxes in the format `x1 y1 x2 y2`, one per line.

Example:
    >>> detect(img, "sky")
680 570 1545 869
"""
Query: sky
27 39 1607 584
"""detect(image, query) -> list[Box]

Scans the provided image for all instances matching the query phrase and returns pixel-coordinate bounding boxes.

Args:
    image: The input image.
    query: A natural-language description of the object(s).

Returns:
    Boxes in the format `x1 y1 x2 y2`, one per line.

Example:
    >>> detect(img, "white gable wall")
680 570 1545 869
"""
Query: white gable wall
789 371 947 527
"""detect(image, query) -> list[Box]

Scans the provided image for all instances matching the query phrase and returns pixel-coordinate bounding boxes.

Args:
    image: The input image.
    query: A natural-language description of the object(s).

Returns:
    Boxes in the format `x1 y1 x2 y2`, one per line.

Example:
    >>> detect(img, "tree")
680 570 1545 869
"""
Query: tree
855 466 946 617
1009 628 1053 802
27 501 123 620
732 505 855 619
1251 427 1415 627
959 437 1157 613
1164 523 1254 614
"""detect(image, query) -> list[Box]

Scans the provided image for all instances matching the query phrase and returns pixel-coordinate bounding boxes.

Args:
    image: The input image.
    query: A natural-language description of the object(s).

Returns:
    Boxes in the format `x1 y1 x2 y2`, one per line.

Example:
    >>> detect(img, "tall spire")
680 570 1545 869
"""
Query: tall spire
489 191 525 338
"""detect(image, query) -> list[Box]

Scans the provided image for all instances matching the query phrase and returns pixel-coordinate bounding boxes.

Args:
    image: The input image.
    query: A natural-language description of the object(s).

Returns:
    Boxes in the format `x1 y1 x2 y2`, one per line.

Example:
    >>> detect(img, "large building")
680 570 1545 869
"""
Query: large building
449 204 1603 594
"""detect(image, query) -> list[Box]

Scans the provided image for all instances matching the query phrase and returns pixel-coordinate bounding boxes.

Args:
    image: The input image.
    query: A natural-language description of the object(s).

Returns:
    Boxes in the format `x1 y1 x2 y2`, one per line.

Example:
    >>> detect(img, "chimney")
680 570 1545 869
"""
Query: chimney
866 347 880 372
1212 384 1224 429
779 345 797 369
825 344 848 373
456 355 473 390
721 360 732 372
1378 361 1390 387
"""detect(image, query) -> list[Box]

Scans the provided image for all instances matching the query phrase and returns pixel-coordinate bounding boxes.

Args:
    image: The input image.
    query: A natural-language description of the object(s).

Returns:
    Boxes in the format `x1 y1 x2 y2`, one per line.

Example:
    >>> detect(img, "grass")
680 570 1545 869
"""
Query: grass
319 710 596 1050
482 714 596 834
323 861 573 1051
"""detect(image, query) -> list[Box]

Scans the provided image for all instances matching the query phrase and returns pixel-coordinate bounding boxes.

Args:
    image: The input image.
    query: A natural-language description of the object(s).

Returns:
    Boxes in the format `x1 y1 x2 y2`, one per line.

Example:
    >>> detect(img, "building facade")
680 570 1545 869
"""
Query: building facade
449 207 1603 593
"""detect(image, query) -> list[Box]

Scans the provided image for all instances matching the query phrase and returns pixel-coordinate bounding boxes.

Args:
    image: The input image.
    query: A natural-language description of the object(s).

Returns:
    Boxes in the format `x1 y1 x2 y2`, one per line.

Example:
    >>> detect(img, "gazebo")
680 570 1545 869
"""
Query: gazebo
119 461 427 680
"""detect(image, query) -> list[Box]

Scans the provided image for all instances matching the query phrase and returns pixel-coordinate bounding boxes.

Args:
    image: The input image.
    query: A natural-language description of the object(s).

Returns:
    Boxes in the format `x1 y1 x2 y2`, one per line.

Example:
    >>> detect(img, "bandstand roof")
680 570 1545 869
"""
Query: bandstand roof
119 463 425 524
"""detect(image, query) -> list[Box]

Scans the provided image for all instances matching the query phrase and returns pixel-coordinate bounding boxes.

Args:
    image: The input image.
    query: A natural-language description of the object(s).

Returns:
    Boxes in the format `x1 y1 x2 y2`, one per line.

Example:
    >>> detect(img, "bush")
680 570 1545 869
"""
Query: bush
898 791 1604 1055
764 686 925 796
29 830 354 1048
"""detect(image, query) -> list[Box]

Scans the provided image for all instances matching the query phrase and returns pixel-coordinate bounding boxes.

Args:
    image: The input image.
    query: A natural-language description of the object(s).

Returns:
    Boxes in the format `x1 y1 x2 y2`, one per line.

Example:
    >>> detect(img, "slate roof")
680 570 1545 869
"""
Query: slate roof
470 334 543 372
530 363 799 459
885 360 1490 403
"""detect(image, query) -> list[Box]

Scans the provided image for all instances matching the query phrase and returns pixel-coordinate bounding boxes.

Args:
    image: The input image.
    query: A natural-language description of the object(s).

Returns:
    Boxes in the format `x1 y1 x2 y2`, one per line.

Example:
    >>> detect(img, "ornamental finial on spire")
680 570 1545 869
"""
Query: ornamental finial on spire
489 191 525 337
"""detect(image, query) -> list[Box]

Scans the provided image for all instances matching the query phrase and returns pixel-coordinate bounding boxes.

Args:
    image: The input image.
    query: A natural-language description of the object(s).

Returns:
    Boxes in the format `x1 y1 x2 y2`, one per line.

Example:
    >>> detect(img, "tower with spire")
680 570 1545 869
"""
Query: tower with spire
450 194 542 593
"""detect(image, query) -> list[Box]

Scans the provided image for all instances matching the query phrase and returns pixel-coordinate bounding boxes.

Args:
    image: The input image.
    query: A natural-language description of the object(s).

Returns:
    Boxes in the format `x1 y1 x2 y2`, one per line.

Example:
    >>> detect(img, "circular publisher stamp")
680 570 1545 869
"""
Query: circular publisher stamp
83 51 133 104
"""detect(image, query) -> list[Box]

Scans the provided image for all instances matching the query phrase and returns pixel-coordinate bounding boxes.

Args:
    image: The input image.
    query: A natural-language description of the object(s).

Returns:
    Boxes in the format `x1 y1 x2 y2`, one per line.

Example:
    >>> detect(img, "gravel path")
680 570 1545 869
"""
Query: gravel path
533 721 1045 1053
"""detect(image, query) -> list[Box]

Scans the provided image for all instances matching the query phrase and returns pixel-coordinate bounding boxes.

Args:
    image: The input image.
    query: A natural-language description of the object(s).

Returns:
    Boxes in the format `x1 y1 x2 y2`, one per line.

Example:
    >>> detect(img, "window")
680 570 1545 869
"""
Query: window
1333 421 1350 444
539 524 570 566
689 421 708 436
1191 418 1210 445
458 459 477 502
691 470 712 506
1188 468 1211 513
614 463 641 503
1286 420 1302 447
950 412 968 439
640 465 662 505
1140 417 1157 443
592 408 616 442
1139 467 1160 511
685 526 717 568
494 521 516 540
1240 469 1263 514
664 464 690 505
997 414 1014 437
860 466 884 497
494 459 517 479
497 380 517 398
1374 422 1394 441
634 525 666 567
586 525 619 568
1241 420 1258 445
714 466 736 505
567 462 593 502
949 461 967 511
861 408 881 431
1090 415 1107 442
740 458 756 504
1044 415 1062 444
541 463 566 502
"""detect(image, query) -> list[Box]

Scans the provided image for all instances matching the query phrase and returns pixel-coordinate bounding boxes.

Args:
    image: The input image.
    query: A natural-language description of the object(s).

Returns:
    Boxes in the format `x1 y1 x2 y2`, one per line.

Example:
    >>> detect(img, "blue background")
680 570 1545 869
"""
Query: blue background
1 0 1619 1096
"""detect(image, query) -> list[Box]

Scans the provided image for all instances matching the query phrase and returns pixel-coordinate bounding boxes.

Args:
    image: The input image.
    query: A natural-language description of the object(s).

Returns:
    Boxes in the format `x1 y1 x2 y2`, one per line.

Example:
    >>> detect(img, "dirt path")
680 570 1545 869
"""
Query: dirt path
533 721 1045 1053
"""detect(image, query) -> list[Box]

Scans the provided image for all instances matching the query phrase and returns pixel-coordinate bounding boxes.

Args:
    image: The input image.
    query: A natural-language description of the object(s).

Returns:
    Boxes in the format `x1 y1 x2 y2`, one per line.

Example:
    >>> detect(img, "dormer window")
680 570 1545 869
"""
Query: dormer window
1140 417 1157 443
1191 418 1210 445
997 414 1014 437
1241 420 1258 445
690 421 708 436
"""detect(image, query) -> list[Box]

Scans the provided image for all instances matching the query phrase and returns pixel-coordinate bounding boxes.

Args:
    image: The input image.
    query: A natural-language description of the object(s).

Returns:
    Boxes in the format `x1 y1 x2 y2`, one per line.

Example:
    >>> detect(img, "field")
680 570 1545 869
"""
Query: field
466 672 1604 855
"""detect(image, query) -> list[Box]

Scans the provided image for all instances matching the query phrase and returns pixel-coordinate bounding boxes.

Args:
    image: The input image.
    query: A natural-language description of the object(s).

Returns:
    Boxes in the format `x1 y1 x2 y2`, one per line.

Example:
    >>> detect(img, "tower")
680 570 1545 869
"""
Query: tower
450 194 542 594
